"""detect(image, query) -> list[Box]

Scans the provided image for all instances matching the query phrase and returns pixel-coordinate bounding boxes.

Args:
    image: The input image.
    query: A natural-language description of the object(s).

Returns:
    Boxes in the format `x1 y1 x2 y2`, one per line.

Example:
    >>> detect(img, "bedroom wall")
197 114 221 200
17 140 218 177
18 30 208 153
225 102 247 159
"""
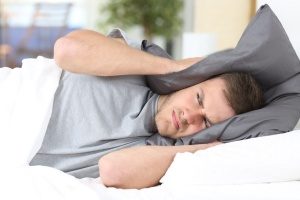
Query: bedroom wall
193 0 255 51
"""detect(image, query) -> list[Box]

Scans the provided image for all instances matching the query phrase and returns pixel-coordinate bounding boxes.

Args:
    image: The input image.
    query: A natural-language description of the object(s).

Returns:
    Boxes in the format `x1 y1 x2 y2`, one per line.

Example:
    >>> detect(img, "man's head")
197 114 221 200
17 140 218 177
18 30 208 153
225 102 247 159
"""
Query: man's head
155 72 264 138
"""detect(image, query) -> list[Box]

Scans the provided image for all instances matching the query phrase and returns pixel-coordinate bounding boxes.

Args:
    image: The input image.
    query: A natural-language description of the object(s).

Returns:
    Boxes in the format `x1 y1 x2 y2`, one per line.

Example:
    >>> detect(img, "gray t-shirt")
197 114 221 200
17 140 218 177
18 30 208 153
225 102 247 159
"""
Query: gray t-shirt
30 71 159 178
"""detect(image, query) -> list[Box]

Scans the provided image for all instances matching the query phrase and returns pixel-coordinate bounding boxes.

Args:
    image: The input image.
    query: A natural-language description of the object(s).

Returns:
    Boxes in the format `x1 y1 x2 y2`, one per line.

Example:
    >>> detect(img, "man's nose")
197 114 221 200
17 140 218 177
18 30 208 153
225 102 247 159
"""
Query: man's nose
184 109 203 125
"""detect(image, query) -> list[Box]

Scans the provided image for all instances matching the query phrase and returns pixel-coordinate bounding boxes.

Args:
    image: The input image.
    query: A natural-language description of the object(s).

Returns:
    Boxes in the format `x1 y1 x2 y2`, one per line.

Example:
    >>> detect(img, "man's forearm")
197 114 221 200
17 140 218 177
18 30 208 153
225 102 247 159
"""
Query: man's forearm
98 142 220 189
54 29 176 76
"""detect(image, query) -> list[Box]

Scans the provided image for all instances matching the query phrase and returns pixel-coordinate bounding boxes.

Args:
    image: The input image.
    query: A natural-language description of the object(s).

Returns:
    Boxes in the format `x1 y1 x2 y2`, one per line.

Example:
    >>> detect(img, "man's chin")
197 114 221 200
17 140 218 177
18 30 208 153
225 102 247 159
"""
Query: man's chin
156 127 175 138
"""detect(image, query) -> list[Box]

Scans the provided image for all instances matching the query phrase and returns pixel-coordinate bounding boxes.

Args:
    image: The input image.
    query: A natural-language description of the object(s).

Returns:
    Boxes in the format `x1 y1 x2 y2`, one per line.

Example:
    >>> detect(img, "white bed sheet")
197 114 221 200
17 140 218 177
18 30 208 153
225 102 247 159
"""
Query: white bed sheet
2 165 300 200
81 177 300 200
1 57 300 200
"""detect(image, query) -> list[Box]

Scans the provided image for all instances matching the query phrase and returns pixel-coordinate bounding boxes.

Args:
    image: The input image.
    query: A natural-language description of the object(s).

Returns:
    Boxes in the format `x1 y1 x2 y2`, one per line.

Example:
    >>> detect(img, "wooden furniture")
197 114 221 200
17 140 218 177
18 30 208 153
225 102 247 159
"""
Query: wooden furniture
16 3 73 59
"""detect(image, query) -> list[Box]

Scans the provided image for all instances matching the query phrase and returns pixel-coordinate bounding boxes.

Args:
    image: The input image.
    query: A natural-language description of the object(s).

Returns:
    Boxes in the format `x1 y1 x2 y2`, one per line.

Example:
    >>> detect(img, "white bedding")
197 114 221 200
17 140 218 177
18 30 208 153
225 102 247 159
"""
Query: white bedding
161 130 300 186
2 166 300 200
0 56 62 167
1 57 300 200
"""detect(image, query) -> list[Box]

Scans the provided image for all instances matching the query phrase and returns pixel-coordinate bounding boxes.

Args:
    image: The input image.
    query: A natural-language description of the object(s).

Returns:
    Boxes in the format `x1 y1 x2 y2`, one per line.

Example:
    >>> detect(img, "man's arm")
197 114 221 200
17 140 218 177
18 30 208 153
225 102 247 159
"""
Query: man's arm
54 29 202 76
98 142 220 189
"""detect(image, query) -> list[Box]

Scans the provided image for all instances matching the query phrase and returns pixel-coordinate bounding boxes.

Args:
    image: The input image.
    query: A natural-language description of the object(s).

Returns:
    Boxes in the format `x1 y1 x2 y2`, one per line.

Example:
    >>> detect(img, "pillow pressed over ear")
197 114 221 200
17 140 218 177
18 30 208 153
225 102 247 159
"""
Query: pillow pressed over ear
144 4 300 145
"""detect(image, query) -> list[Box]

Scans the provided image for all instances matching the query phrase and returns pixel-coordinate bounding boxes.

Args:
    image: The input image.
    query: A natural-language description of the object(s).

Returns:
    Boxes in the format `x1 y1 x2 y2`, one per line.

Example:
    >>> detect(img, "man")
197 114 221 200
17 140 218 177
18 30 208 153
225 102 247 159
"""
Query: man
30 29 264 189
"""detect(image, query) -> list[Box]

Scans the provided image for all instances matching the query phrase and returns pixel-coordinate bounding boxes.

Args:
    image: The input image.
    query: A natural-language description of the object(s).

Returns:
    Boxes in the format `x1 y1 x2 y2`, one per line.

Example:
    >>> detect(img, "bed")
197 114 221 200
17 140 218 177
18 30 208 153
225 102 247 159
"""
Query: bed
1 56 300 200
2 4 300 199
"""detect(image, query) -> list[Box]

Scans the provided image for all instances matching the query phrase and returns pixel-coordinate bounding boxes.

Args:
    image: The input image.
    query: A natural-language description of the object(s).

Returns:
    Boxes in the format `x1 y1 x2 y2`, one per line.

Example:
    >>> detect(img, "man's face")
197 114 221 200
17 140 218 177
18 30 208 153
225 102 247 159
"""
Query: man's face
155 78 235 138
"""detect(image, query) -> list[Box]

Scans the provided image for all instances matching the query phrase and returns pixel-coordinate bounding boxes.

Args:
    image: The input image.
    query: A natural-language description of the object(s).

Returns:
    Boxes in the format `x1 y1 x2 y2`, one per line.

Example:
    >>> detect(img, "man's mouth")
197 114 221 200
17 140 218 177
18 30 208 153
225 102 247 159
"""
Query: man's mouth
172 110 180 130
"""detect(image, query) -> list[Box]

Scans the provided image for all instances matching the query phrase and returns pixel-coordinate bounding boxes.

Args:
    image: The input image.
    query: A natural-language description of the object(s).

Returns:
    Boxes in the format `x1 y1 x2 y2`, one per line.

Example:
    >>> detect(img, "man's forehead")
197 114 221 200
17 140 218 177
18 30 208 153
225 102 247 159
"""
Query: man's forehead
202 80 235 123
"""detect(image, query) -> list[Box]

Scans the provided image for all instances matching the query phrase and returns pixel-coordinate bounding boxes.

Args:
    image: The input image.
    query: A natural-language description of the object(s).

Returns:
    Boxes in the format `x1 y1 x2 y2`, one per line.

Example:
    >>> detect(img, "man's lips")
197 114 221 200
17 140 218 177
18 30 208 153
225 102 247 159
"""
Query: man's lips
172 110 180 130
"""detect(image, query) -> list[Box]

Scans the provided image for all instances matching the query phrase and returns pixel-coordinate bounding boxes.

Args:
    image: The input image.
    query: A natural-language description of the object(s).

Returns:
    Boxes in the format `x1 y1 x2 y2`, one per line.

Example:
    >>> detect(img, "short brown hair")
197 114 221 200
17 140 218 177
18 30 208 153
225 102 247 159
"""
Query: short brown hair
217 72 265 114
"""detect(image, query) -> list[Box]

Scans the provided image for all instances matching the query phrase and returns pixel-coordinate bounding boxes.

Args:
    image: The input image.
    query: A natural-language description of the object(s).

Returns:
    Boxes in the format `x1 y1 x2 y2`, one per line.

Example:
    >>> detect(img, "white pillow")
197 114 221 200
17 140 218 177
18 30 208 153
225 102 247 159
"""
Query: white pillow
160 130 300 186
0 57 62 167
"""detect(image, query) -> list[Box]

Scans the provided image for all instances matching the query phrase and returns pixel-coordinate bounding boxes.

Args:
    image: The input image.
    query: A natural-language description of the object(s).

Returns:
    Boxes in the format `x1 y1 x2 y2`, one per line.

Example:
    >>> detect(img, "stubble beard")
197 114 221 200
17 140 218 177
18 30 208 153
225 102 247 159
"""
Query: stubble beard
155 95 172 136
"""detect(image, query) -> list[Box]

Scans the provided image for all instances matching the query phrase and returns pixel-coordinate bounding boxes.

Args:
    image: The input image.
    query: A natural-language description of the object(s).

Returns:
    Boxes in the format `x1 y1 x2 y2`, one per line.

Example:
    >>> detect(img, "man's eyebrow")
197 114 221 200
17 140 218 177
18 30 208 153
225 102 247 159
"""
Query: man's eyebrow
200 87 215 125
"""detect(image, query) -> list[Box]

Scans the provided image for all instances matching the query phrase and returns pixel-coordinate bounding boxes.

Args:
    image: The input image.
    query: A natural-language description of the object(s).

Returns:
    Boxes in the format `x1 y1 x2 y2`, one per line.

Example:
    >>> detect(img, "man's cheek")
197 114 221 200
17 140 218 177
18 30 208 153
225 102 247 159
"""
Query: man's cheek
156 119 166 133
157 120 174 137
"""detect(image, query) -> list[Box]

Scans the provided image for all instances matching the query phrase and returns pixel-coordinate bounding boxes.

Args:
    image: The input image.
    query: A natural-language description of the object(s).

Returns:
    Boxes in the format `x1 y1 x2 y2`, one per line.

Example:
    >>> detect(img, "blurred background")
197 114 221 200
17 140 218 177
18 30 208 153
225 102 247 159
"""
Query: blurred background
1 0 300 68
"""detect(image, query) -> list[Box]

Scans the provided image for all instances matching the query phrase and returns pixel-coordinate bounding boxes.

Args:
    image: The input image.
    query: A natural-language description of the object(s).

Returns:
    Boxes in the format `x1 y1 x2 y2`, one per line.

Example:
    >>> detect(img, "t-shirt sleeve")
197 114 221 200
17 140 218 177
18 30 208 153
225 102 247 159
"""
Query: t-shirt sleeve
107 28 142 50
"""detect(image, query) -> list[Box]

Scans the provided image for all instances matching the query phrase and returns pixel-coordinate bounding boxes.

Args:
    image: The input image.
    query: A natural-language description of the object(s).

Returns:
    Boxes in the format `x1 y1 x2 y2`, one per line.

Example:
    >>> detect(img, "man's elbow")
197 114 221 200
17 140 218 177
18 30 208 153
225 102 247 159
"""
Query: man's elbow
98 156 127 188
53 36 78 72
53 36 70 69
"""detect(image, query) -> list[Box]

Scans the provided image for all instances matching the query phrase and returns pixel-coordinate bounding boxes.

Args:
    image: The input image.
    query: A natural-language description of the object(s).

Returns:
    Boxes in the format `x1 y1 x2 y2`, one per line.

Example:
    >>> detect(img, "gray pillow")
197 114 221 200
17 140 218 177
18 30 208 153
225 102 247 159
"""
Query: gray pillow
144 4 300 145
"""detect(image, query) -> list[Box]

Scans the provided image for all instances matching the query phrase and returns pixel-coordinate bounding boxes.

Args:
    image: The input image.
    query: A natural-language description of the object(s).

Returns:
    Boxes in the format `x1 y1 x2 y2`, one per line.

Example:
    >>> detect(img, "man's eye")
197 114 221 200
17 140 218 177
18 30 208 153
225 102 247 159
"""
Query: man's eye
197 93 210 128
197 93 203 106
204 118 211 128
